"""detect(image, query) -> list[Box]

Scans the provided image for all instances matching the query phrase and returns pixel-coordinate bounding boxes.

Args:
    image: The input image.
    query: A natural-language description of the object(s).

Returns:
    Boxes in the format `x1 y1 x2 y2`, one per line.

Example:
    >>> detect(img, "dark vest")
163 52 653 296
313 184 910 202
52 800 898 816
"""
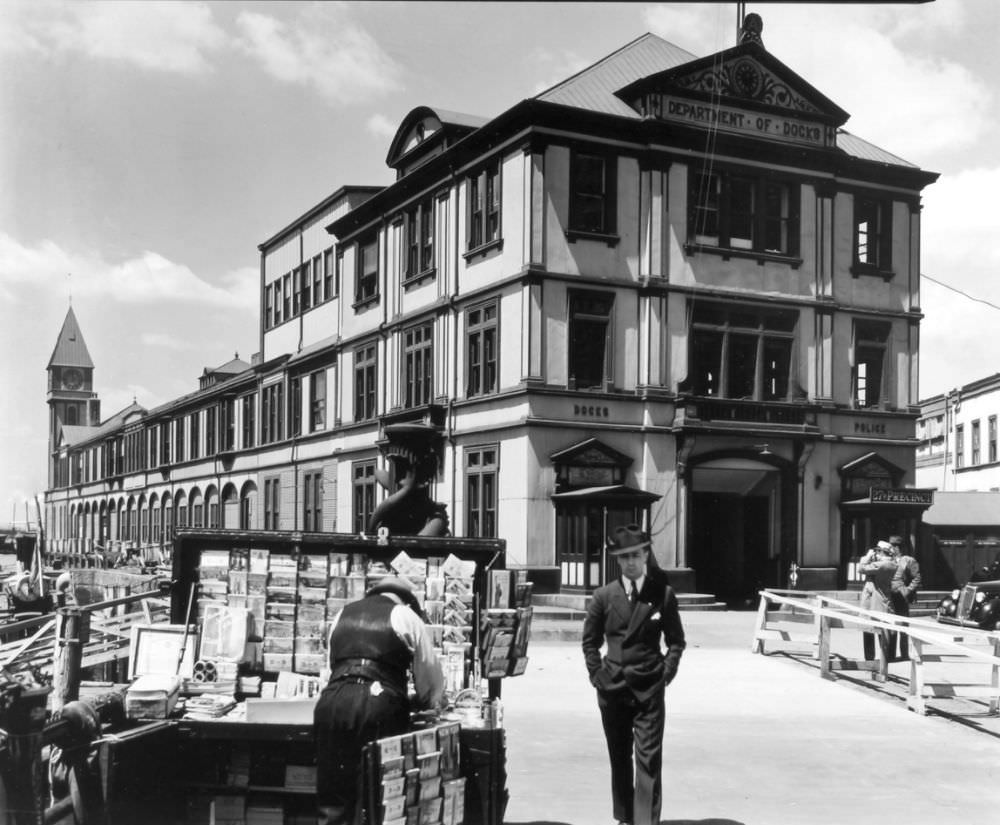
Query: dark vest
328 595 411 692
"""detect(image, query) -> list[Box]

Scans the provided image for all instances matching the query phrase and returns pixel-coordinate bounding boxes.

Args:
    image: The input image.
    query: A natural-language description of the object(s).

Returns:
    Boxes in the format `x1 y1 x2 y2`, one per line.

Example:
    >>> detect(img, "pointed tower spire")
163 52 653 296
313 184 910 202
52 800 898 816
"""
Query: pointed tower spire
47 306 94 369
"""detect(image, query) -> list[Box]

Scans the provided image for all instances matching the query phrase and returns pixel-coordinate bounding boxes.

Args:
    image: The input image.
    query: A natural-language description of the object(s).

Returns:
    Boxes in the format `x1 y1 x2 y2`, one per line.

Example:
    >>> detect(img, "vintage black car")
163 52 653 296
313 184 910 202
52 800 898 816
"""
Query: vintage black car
937 558 1000 631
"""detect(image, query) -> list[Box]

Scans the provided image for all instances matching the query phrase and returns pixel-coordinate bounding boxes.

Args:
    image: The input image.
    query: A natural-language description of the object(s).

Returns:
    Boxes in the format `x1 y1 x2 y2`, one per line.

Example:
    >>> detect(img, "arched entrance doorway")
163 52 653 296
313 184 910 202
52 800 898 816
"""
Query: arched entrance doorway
689 453 790 605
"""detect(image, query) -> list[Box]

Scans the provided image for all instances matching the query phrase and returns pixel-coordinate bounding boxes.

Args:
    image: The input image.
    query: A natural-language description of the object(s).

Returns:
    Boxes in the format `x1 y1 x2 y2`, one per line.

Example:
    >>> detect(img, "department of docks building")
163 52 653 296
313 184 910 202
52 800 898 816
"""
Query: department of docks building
44 20 938 601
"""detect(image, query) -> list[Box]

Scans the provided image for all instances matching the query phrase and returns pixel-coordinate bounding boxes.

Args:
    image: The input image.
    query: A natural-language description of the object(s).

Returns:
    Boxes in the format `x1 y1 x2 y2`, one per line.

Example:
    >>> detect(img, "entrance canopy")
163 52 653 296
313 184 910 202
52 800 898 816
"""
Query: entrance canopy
692 458 776 495
550 484 660 504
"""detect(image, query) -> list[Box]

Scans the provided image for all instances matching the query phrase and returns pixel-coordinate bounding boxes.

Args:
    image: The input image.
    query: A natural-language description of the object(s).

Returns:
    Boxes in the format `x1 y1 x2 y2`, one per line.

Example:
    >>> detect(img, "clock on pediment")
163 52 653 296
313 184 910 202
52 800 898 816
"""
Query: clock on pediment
62 368 84 391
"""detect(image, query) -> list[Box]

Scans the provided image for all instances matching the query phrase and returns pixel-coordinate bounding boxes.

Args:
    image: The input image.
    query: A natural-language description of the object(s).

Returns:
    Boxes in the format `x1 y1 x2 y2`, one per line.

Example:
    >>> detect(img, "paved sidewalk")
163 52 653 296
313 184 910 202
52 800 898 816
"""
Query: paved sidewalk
501 611 1000 825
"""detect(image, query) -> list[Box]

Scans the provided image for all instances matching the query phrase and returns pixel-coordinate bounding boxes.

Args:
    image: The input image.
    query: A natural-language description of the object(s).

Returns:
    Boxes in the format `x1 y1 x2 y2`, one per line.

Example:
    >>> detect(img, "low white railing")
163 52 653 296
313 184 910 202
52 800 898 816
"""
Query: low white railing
753 588 1000 716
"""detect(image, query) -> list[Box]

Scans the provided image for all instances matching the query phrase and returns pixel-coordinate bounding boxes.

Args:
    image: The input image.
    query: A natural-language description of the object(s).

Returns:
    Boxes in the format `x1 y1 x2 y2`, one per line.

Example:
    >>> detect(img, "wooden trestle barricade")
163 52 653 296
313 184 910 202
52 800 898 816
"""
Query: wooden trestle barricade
752 588 1000 716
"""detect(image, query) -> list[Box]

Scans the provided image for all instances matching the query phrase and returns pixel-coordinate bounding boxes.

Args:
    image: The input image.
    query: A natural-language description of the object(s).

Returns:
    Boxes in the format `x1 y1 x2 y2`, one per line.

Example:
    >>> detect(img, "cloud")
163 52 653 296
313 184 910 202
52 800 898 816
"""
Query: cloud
0 233 256 310
366 113 397 140
640 4 990 163
140 332 197 352
235 3 402 104
530 48 593 96
0 0 228 73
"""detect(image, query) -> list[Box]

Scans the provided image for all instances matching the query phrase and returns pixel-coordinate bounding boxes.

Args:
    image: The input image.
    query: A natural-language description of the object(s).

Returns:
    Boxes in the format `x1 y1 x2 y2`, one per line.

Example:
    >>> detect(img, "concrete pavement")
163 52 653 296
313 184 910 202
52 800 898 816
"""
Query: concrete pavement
500 611 1000 825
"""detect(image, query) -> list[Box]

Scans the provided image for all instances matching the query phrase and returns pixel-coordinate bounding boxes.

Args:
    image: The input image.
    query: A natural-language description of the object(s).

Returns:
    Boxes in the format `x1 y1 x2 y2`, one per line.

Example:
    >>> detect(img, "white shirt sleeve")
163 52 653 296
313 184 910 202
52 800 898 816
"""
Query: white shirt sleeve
390 603 445 709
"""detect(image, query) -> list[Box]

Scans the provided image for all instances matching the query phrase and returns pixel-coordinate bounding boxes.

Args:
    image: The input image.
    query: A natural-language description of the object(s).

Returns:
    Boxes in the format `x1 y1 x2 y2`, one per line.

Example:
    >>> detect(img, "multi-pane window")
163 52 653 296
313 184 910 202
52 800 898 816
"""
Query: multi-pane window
465 446 498 538
405 199 434 279
303 471 323 533
292 267 302 316
312 254 322 305
264 284 274 330
972 419 981 466
208 497 220 529
310 370 326 432
353 461 377 534
152 506 161 545
300 260 312 312
289 376 302 438
956 424 965 469
325 248 337 300
989 416 997 464
853 321 890 409
690 170 798 255
356 237 379 304
176 501 188 530
175 418 185 463
403 323 434 408
569 151 616 235
854 196 892 272
190 412 200 460
206 406 217 455
568 290 614 391
282 273 292 320
466 302 498 397
222 399 235 451
686 304 797 400
355 344 378 421
468 163 501 250
263 477 280 530
262 383 284 444
272 279 282 326
242 393 257 449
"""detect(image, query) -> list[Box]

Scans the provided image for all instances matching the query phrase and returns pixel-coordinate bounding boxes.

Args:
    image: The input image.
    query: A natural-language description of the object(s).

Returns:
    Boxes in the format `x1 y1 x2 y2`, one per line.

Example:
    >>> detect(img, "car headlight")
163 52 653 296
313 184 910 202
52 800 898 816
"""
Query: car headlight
951 589 961 600
975 591 987 603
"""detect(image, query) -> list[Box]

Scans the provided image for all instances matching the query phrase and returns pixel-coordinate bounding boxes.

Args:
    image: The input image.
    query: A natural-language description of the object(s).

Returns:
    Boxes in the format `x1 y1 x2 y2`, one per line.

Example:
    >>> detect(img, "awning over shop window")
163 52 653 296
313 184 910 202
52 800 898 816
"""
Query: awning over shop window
551 484 661 504
922 491 1000 527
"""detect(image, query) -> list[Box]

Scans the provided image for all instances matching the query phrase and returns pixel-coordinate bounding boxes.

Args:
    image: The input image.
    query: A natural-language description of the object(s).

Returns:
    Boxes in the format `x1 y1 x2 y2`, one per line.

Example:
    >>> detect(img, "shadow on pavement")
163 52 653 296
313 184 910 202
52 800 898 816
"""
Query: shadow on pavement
506 821 745 825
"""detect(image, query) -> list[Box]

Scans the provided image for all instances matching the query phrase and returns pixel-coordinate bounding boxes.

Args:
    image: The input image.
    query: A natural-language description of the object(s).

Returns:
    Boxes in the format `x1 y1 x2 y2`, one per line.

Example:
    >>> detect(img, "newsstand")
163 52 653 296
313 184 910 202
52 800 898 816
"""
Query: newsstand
110 528 533 825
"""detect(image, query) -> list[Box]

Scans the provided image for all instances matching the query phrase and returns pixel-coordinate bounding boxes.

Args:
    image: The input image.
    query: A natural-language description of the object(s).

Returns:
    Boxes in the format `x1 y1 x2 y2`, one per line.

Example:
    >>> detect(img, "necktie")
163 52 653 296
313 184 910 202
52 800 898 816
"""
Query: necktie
629 580 638 604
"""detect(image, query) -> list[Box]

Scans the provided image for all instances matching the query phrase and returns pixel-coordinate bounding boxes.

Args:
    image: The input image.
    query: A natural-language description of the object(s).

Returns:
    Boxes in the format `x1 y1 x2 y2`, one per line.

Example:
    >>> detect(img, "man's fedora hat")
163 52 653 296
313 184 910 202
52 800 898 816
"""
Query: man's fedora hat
367 575 424 616
608 524 651 555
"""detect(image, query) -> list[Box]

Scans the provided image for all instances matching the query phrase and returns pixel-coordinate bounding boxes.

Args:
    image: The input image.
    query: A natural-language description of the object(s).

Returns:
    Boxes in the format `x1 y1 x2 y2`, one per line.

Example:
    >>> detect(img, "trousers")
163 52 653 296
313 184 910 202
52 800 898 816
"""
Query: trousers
314 679 409 825
597 688 665 825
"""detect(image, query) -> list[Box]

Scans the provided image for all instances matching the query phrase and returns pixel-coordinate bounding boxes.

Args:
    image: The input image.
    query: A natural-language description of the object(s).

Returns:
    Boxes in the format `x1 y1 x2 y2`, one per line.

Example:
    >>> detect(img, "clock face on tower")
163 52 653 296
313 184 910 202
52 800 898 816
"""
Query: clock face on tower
62 368 83 391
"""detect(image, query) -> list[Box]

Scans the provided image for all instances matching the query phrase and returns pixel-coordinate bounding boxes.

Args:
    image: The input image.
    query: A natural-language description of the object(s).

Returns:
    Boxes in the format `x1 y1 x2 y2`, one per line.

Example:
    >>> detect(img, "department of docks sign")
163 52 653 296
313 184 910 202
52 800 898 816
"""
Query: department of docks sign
657 94 836 148
869 488 934 506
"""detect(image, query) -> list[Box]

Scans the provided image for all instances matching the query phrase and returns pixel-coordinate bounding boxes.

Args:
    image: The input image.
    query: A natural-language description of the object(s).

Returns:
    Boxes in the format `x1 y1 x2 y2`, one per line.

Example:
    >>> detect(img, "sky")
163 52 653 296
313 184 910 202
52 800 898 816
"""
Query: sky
1 0 998 521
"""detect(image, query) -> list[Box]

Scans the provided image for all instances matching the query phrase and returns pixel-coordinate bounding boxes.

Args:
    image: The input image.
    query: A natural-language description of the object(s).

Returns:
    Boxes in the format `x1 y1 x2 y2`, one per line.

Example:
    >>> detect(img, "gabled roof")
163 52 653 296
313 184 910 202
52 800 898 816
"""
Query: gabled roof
536 33 696 117
47 306 93 369
207 356 251 376
615 38 849 126
57 400 147 449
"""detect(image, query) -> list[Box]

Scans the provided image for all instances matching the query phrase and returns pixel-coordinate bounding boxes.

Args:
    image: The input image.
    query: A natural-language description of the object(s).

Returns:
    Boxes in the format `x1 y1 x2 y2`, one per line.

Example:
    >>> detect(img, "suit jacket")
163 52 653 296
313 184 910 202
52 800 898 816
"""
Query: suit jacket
582 568 686 702
891 554 921 603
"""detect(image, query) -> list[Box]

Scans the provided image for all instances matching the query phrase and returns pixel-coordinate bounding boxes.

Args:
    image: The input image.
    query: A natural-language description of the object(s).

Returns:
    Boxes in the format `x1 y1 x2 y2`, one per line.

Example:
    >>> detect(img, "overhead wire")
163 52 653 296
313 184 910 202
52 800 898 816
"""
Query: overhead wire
920 272 1000 313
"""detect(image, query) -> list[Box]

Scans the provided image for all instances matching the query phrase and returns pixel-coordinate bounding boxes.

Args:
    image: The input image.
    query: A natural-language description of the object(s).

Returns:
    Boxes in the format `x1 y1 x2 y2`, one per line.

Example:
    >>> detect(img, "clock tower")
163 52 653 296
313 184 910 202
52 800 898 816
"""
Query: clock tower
47 306 101 486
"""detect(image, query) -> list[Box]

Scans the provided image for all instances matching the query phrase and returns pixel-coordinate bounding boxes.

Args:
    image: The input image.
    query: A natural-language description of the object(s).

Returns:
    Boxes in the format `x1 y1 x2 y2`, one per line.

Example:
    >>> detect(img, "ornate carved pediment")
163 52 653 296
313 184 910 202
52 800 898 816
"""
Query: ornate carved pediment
673 56 823 116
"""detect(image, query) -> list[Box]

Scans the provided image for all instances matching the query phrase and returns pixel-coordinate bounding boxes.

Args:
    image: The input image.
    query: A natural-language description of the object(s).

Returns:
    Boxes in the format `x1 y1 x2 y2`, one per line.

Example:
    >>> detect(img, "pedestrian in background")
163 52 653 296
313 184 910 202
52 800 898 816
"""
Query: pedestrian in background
582 525 686 825
859 540 898 661
888 534 922 660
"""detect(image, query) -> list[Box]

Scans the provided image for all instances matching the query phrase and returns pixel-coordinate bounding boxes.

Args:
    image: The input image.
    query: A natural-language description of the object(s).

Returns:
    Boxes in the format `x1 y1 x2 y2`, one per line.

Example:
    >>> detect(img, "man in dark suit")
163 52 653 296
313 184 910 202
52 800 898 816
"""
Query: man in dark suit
582 525 686 825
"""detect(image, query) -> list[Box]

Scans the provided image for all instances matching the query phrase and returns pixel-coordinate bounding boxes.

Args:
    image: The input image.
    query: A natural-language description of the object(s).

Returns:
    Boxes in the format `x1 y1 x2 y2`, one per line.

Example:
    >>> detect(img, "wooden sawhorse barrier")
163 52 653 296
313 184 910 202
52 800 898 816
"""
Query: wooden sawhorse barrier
753 589 1000 715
